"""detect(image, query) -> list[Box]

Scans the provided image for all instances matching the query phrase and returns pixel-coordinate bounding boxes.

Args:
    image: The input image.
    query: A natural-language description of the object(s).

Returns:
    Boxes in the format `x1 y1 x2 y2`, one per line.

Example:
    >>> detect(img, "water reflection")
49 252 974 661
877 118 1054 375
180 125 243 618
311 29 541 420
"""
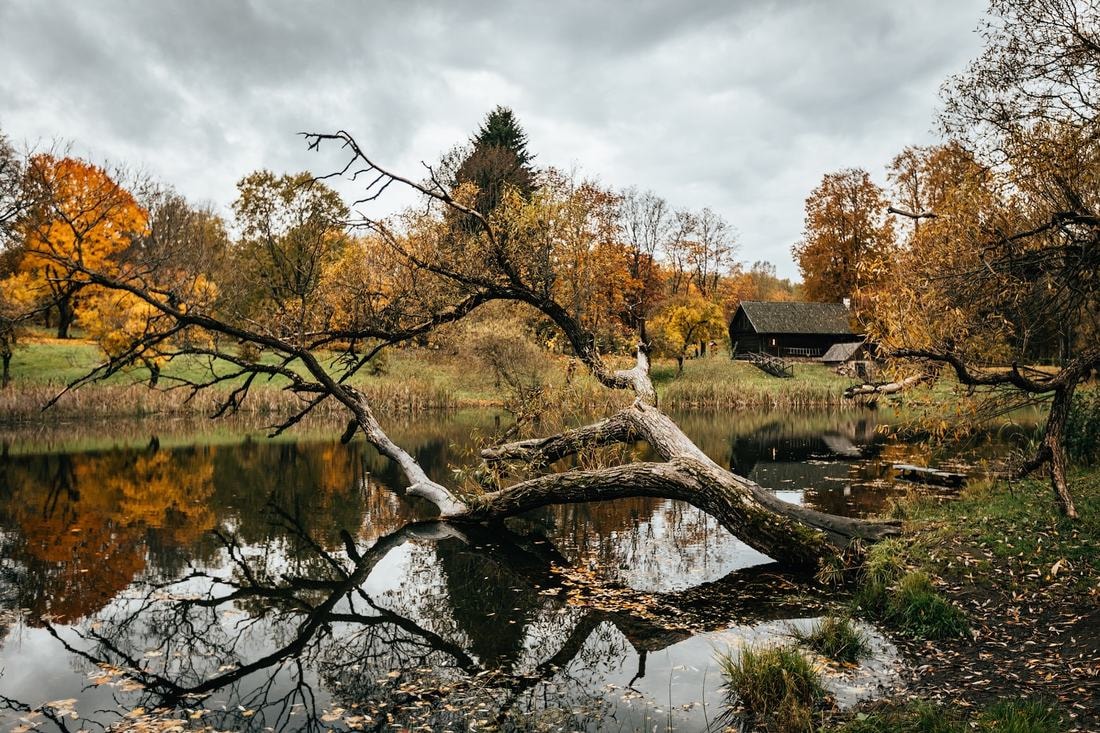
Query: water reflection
0 407 1037 730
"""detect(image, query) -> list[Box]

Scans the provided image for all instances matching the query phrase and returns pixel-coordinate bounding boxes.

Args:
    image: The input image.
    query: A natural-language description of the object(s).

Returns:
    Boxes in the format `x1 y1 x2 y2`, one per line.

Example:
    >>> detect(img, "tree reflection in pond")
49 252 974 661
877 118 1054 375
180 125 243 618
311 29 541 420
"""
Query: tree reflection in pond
0 407 1034 730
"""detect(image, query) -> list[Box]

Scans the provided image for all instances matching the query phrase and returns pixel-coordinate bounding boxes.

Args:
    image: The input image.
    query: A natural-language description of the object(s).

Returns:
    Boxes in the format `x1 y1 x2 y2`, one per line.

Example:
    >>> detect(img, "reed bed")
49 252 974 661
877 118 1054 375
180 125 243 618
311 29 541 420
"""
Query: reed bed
0 379 457 424
659 380 850 409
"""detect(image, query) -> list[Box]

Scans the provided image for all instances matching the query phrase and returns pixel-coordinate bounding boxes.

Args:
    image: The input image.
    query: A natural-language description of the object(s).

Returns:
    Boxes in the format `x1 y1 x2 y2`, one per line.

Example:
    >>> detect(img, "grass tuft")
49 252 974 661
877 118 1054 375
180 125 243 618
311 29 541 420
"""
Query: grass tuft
850 537 967 640
791 615 869 665
976 699 1065 733
718 643 826 731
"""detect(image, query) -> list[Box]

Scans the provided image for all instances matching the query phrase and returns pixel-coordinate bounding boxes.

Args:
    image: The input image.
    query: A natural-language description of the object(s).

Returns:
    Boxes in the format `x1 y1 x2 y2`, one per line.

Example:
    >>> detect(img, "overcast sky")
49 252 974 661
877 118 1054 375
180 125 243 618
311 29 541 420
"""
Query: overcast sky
0 0 987 279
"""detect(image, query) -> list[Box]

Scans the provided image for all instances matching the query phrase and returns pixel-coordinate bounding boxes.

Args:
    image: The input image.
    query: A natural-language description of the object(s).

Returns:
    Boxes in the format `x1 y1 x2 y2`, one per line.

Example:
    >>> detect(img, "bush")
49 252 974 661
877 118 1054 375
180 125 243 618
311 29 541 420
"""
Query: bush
718 643 826 732
792 615 869 665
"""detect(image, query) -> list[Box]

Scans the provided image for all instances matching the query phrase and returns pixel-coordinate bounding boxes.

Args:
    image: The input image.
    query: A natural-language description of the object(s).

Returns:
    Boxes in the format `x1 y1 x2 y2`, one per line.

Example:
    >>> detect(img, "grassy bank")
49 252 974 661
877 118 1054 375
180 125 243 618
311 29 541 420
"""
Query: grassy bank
826 469 1100 732
2 337 858 422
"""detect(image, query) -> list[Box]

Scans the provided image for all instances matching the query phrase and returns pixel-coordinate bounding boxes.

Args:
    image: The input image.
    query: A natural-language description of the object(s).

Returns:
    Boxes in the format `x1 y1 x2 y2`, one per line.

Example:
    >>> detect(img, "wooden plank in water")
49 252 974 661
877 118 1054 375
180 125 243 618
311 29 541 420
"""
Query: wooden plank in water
892 463 967 488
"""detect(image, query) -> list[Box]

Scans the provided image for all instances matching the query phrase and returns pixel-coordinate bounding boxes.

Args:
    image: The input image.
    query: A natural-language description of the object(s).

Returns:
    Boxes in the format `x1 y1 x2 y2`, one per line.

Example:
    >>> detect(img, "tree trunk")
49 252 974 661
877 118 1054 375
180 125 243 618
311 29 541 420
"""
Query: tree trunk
1 352 10 389
844 374 925 399
144 358 161 387
474 400 896 567
1043 384 1078 518
56 295 74 339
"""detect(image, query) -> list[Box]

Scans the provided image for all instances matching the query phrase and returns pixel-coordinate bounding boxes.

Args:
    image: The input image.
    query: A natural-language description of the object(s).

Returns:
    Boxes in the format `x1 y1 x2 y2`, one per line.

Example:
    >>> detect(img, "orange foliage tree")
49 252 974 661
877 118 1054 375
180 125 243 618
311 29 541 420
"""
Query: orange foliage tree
18 155 148 338
792 168 895 311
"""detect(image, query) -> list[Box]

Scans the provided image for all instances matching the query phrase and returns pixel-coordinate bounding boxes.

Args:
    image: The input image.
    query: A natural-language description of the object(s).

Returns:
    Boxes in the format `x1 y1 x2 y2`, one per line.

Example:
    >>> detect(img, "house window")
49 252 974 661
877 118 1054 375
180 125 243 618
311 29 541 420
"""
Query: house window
770 338 777 347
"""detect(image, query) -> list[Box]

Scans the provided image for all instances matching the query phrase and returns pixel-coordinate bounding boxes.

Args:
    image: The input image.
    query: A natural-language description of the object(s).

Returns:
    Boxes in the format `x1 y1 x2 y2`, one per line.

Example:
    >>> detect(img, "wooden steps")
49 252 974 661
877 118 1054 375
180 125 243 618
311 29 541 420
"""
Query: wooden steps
747 351 794 378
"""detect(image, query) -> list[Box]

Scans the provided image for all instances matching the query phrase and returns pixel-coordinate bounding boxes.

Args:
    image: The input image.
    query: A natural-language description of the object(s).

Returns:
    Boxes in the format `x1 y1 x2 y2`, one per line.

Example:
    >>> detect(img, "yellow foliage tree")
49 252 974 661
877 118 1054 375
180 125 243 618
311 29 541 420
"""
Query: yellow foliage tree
650 290 727 374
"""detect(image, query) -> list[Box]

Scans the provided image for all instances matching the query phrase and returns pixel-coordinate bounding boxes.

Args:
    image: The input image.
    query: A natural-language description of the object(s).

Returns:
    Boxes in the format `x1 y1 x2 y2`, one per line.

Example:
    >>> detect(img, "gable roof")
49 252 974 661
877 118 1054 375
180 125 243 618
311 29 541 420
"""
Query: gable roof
821 340 866 363
735 301 854 335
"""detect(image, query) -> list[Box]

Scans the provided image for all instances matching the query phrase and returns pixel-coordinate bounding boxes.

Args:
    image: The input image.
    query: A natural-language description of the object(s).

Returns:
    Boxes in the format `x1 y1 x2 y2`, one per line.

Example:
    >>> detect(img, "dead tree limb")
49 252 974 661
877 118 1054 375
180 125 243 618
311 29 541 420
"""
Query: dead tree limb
843 374 927 399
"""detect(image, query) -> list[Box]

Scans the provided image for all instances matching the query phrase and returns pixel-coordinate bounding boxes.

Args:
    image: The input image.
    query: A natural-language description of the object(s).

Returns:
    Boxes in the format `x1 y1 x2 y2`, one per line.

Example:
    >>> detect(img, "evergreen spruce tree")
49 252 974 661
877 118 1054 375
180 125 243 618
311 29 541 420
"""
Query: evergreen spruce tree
454 106 536 220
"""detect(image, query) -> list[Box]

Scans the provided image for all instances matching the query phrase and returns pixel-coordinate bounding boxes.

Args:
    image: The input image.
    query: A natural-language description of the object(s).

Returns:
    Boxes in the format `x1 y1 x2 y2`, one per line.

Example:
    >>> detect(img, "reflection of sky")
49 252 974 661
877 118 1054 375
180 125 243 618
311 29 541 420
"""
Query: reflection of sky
0 407 1037 730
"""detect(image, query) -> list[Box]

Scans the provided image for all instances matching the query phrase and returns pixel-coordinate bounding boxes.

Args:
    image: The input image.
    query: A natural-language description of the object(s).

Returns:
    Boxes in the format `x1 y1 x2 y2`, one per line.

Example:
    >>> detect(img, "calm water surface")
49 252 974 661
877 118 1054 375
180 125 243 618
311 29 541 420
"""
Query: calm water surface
0 407 1038 731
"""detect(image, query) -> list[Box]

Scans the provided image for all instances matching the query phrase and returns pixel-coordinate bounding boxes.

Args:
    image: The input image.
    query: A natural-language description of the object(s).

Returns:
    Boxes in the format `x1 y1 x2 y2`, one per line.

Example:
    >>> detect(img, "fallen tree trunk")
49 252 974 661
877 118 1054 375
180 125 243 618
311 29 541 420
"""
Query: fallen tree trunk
334 346 898 569
471 400 896 567
844 374 926 399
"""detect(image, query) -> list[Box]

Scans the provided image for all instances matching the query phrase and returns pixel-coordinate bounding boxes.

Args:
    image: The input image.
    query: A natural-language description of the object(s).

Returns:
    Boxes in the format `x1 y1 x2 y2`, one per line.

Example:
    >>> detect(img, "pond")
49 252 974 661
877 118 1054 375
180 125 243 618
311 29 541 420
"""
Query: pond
0 406 1039 731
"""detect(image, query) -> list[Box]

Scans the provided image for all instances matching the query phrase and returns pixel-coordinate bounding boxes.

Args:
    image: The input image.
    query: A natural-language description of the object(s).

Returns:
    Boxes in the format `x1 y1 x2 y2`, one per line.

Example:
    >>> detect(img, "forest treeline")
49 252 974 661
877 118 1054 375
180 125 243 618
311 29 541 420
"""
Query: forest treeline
0 107 802 387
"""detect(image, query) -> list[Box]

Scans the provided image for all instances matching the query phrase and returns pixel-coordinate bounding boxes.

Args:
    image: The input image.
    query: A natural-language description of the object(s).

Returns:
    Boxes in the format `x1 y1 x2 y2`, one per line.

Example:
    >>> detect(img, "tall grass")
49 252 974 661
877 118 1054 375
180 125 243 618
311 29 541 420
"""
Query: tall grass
718 643 826 732
0 379 457 423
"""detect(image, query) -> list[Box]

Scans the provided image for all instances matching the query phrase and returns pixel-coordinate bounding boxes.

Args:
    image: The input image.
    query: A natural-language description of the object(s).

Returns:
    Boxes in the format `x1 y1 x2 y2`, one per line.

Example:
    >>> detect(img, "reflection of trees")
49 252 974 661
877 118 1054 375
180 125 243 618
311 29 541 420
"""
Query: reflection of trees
0 448 215 622
40 515 831 732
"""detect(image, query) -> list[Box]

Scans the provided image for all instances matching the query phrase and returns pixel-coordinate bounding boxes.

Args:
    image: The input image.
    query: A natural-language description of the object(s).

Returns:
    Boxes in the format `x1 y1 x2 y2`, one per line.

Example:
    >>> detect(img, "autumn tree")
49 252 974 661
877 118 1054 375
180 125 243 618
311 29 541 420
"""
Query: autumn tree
792 168 895 309
227 170 349 342
16 155 147 338
650 291 726 375
866 0 1100 517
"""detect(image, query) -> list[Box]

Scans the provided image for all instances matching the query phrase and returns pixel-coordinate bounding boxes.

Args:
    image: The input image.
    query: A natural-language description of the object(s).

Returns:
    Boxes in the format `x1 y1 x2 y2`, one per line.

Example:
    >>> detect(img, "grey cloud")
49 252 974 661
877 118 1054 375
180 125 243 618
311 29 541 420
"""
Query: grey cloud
0 0 986 277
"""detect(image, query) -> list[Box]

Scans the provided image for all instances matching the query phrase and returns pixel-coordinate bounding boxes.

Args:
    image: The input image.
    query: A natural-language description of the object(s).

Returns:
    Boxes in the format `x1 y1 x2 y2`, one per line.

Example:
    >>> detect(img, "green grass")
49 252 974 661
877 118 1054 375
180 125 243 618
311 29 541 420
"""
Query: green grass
826 698 1066 733
790 615 869 665
851 540 968 640
652 357 855 408
900 470 1100 592
717 643 826 731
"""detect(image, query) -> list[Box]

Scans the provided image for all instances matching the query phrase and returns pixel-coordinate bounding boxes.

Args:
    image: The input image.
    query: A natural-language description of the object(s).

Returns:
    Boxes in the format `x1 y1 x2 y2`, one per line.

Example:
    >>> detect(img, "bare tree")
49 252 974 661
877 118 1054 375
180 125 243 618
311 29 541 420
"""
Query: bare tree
617 187 670 339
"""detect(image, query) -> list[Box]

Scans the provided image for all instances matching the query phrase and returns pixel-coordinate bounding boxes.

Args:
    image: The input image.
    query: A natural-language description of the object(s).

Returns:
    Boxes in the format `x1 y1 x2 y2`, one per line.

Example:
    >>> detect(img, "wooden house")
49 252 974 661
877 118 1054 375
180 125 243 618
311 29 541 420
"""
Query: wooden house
728 301 856 359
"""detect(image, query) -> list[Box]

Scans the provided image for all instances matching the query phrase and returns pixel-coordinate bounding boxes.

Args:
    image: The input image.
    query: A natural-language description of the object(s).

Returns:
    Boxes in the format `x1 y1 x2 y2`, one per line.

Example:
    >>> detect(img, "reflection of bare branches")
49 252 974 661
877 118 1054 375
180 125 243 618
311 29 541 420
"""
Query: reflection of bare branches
37 510 834 732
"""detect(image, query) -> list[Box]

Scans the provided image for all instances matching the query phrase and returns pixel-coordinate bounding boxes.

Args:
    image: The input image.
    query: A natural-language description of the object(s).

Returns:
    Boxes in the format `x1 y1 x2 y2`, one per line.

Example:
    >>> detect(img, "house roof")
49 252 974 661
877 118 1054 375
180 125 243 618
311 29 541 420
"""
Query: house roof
821 340 866 363
735 301 854 335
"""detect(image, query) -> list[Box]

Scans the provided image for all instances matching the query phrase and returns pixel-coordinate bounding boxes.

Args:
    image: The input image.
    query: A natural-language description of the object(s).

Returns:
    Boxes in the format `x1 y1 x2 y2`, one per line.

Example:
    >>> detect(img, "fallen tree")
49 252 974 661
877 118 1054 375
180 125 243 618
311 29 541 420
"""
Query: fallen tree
32 130 897 569
843 373 927 399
